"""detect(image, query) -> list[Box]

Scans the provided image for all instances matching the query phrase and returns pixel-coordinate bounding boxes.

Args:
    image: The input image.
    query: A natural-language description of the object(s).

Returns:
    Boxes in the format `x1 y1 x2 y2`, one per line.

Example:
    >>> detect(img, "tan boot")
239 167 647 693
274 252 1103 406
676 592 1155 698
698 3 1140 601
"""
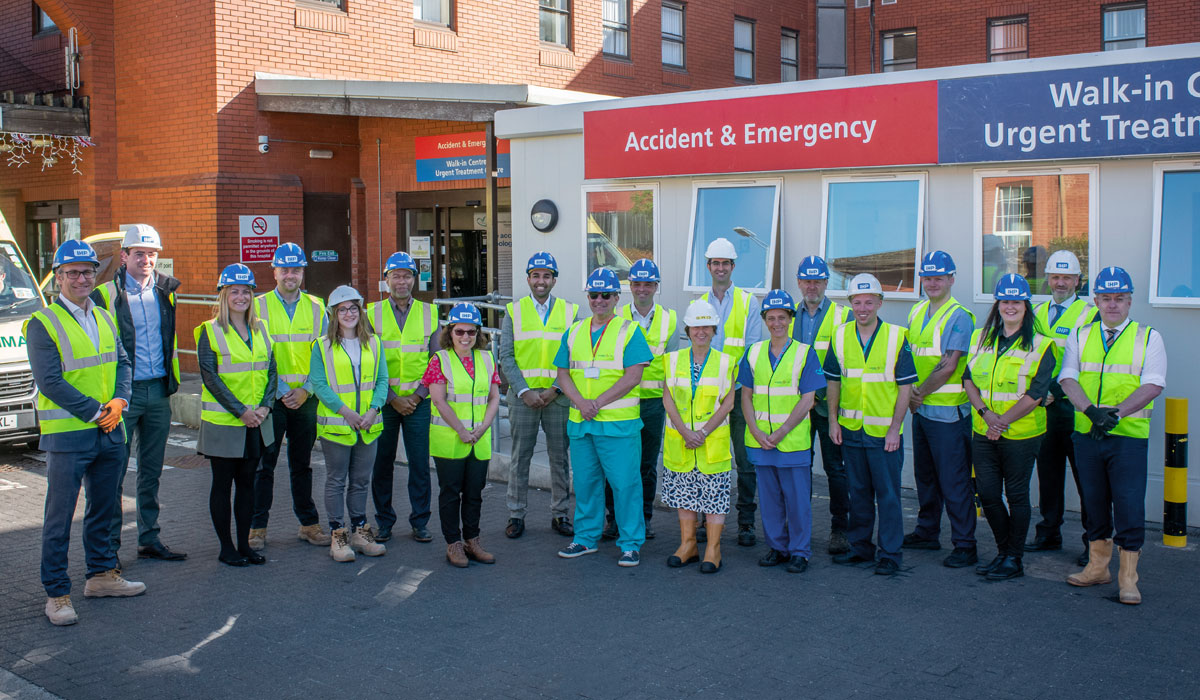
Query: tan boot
83 569 146 598
701 523 724 573
1118 547 1142 605
350 525 387 557
330 528 356 562
447 541 469 568
1067 539 1113 587
248 528 267 551
45 595 78 626
298 523 332 546
668 516 699 567
464 537 496 564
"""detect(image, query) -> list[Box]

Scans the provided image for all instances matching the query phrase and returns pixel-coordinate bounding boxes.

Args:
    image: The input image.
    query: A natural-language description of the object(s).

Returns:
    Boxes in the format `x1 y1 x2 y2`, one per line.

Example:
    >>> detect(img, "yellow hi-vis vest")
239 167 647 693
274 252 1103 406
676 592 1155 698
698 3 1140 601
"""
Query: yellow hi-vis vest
194 320 271 428
619 302 678 399
662 348 735 474
256 291 323 390
966 329 1055 440
831 321 906 438
95 280 181 386
907 297 976 407
314 336 384 446
565 317 642 424
27 303 121 436
744 339 813 453
700 287 753 366
507 295 578 390
368 298 435 397
1033 297 1096 376
1073 322 1155 439
429 349 495 460
788 301 851 367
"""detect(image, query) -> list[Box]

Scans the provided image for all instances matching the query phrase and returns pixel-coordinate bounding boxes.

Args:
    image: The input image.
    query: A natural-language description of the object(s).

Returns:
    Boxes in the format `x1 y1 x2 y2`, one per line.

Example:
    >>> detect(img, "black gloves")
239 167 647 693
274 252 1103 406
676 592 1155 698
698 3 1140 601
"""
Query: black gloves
1085 405 1120 439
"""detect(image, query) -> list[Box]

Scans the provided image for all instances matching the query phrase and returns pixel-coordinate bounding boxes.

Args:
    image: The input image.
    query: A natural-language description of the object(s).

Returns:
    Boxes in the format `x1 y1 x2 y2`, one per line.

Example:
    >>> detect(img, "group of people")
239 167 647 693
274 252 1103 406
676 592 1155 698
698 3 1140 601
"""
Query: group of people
28 228 1165 627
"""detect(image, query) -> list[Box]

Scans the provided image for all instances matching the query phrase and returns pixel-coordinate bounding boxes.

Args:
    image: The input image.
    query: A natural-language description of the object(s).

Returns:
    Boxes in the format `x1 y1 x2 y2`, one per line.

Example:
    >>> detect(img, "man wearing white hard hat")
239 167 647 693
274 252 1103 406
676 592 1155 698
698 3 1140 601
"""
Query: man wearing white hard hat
824 274 918 575
93 224 186 564
1024 250 1098 566
699 236 762 548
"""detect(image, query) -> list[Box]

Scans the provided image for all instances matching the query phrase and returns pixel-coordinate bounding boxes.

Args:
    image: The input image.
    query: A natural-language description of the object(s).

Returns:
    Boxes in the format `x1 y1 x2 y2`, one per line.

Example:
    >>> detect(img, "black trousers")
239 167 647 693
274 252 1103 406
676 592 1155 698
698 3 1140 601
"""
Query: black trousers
1073 433 1148 552
605 398 665 523
1033 399 1089 547
973 433 1042 556
251 397 319 529
209 428 263 557
810 408 849 532
434 454 488 544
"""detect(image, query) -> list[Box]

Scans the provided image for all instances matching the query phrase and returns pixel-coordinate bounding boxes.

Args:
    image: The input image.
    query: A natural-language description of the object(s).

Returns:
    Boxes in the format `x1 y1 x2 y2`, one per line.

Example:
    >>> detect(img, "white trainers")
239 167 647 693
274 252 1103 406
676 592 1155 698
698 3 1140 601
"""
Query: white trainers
83 569 146 598
350 525 387 557
45 595 78 626
330 528 356 562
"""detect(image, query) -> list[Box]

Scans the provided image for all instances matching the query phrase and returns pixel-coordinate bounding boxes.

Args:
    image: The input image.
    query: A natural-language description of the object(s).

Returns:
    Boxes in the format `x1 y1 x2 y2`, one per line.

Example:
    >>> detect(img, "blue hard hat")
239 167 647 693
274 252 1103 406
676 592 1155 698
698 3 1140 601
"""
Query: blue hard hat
761 289 796 315
526 251 559 276
383 251 418 274
272 242 307 268
795 255 829 280
628 258 661 283
218 263 256 290
584 268 621 293
993 273 1032 301
447 302 482 326
919 250 956 277
51 239 99 270
1093 266 1134 294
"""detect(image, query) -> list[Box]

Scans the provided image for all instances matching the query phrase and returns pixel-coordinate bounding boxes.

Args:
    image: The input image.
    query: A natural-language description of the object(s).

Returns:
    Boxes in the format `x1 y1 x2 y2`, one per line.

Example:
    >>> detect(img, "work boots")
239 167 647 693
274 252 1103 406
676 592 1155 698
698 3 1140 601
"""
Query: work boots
1118 547 1142 605
45 595 78 626
464 537 496 564
668 517 698 567
350 525 387 557
83 569 147 598
446 541 469 568
701 523 724 573
248 528 267 551
330 528 356 562
1067 538 1113 587
298 524 332 546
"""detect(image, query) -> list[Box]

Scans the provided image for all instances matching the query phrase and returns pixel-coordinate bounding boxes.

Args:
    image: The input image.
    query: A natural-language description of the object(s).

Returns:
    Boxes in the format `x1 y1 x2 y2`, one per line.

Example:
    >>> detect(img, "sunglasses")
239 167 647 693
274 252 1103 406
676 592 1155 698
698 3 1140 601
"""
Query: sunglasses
453 328 478 337
588 292 614 300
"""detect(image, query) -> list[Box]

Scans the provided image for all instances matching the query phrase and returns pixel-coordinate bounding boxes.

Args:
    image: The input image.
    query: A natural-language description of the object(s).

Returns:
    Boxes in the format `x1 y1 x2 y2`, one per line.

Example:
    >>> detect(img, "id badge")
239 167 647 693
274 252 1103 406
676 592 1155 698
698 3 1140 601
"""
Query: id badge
584 367 600 379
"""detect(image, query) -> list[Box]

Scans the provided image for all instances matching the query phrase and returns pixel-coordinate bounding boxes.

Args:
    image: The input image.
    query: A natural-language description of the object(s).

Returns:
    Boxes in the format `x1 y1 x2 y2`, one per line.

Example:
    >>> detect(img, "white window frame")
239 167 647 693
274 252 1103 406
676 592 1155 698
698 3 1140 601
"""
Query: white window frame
413 0 452 27
682 179 780 295
971 165 1099 304
580 182 661 290
820 172 927 301
1149 159 1200 308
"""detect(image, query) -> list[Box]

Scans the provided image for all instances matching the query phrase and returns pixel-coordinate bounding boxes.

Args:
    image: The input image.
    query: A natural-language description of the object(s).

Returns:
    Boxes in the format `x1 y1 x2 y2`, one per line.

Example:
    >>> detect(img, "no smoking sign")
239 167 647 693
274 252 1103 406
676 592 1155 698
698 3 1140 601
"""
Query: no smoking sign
239 215 279 263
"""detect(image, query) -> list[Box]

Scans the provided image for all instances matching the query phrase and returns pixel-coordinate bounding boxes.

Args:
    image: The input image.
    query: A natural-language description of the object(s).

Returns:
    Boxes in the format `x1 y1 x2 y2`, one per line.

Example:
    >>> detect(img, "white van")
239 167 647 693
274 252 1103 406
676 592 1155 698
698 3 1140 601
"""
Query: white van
0 210 48 446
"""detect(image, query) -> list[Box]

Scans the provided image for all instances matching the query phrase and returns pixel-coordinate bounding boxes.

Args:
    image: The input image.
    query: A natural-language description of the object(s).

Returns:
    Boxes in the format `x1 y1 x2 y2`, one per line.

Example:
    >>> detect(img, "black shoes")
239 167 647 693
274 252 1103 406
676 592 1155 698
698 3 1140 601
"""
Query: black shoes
138 543 187 561
374 526 392 542
758 549 789 567
976 555 1005 576
645 522 655 540
827 529 851 555
411 526 433 543
943 547 979 568
601 521 619 541
238 550 266 565
786 556 809 574
218 553 249 567
874 558 900 576
833 551 872 565
986 555 1024 580
667 554 699 568
736 525 756 547
902 532 941 550
1024 535 1063 552
550 517 573 537
700 560 721 574
505 518 525 538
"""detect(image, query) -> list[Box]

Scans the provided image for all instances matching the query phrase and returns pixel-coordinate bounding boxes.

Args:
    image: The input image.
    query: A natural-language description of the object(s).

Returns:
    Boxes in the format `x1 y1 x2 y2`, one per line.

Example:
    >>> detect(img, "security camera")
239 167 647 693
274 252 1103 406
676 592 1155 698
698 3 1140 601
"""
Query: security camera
257 135 270 154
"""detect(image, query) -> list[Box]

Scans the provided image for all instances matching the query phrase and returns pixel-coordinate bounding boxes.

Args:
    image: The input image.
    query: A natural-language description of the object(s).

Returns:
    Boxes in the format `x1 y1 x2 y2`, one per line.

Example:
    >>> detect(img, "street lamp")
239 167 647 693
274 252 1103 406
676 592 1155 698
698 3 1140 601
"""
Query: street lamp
733 226 767 250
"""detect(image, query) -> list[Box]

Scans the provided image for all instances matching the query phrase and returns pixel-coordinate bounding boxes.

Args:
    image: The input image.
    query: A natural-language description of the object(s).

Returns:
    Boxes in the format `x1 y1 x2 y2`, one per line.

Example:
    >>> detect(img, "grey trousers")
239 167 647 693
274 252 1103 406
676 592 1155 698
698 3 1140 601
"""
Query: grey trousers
321 437 378 529
110 378 173 550
506 390 571 519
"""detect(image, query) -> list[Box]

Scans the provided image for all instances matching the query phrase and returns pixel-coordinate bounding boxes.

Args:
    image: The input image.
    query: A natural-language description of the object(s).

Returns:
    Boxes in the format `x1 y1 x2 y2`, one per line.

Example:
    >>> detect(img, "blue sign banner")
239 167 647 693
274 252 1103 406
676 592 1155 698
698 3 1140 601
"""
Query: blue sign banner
938 57 1200 163
415 153 510 182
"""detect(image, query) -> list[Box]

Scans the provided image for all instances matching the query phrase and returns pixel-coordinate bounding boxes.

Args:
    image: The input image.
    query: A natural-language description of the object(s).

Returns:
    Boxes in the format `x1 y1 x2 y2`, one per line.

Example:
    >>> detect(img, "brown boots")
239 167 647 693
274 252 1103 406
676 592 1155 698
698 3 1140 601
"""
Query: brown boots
446 541 469 567
701 523 723 573
667 517 699 567
1067 538 1113 587
1117 547 1141 605
464 537 496 564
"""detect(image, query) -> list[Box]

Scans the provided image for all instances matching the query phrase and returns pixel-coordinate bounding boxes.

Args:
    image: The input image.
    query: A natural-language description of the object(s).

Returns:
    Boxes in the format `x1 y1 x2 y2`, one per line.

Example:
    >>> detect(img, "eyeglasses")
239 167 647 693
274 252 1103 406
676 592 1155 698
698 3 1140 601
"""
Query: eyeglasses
336 306 360 316
588 292 614 300
453 328 477 337
61 269 96 280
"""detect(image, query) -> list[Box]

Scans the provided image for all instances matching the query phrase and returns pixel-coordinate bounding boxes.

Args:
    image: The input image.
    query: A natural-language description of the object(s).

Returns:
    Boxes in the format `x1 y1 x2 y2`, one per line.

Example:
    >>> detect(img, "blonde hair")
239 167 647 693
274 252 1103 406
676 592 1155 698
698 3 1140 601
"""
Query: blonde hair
326 300 373 348
212 286 259 331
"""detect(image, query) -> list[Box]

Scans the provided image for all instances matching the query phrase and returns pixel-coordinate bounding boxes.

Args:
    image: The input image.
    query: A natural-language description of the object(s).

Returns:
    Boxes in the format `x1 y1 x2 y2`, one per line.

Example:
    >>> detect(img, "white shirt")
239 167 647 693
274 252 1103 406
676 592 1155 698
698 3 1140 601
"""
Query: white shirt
1059 317 1167 388
58 295 99 349
629 304 654 330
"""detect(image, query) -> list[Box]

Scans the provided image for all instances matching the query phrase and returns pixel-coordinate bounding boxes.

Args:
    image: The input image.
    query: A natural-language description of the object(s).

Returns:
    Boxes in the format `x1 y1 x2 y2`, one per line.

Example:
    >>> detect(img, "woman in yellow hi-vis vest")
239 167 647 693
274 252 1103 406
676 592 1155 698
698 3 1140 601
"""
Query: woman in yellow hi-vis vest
425 303 501 568
310 286 389 563
196 264 276 567
963 274 1056 582
662 300 737 573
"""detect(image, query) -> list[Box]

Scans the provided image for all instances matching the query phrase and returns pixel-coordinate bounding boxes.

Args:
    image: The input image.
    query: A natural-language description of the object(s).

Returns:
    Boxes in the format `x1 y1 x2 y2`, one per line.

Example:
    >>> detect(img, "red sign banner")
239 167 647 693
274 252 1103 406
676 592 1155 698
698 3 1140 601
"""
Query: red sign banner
584 82 940 179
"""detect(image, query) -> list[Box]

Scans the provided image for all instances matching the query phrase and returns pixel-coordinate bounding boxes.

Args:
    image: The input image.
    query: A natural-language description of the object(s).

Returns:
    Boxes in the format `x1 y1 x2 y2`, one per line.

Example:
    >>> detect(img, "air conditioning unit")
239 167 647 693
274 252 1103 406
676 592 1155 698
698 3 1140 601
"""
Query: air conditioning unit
854 0 871 8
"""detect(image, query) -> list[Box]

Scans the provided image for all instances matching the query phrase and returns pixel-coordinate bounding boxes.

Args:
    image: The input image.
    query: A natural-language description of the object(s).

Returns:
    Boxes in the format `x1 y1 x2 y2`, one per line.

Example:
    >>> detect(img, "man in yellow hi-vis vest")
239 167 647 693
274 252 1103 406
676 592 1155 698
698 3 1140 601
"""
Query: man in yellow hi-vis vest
28 240 143 626
1060 266 1165 605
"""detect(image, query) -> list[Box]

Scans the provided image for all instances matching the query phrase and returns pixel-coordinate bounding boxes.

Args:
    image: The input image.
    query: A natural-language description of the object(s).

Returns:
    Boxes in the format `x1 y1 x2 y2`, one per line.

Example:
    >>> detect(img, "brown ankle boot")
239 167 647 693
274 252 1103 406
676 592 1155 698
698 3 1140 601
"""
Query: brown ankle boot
446 541 469 568
1067 538 1113 586
1118 547 1141 605
668 516 698 566
701 523 724 573
464 537 495 564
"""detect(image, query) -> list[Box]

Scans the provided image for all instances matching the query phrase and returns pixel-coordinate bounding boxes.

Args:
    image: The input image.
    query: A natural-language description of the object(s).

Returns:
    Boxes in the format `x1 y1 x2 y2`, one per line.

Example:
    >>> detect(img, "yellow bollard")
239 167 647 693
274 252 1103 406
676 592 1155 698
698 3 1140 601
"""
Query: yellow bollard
1163 397 1188 547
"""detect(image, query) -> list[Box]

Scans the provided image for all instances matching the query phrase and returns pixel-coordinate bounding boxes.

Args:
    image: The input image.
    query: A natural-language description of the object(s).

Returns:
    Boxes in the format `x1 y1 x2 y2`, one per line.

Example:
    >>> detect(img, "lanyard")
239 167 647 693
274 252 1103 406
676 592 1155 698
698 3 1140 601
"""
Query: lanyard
590 320 612 358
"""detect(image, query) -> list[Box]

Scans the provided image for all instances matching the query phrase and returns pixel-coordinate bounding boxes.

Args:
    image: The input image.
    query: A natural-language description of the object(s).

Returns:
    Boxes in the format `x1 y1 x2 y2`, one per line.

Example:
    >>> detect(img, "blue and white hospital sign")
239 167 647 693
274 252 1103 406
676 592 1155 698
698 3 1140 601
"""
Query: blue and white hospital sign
938 57 1200 163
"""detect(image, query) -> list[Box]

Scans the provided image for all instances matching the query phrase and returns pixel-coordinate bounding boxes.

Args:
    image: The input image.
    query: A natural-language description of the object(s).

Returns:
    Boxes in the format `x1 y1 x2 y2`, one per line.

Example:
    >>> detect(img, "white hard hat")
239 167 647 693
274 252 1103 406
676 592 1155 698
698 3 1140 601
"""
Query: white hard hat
704 237 738 260
847 273 883 298
121 224 162 251
1044 250 1081 275
683 300 720 328
326 284 364 312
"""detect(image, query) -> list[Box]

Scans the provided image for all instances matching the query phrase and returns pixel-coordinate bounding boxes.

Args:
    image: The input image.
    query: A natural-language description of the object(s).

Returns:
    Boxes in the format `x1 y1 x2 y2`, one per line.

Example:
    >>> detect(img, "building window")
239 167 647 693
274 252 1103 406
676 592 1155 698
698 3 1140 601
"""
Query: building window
988 16 1027 62
734 18 755 81
33 3 57 33
881 29 916 72
413 0 451 26
1150 164 1200 306
540 0 571 47
602 0 629 57
662 1 685 69
684 180 780 293
781 28 799 81
304 0 346 10
974 167 1097 301
1103 3 1146 50
822 174 926 298
584 185 658 285
816 0 846 77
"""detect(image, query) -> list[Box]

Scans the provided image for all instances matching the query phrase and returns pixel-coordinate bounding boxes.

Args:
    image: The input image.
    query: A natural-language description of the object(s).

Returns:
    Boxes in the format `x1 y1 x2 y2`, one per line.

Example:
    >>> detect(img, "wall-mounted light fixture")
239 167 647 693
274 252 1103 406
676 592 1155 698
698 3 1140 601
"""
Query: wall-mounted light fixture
531 199 558 232
309 149 334 159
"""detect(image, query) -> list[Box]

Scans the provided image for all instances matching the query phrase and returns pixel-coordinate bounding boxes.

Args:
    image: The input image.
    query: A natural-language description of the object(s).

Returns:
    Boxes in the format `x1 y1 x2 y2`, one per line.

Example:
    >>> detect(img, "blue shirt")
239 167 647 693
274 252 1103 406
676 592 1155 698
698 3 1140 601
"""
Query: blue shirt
737 341 826 468
123 272 165 381
915 305 975 423
707 287 762 355
822 322 919 448
554 318 653 439
792 297 831 345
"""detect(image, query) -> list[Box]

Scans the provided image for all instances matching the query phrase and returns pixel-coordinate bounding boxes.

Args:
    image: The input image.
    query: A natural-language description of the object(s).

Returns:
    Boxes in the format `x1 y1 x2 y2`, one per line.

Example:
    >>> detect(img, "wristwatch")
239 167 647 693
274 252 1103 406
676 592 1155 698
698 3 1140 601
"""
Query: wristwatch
976 406 987 418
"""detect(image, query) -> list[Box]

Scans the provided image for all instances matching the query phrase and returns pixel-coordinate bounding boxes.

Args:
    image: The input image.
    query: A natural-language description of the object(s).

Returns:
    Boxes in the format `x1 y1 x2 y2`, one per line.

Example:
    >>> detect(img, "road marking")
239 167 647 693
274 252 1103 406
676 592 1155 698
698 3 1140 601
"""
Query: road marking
0 478 26 491
128 615 240 675
0 667 62 699
374 566 432 607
